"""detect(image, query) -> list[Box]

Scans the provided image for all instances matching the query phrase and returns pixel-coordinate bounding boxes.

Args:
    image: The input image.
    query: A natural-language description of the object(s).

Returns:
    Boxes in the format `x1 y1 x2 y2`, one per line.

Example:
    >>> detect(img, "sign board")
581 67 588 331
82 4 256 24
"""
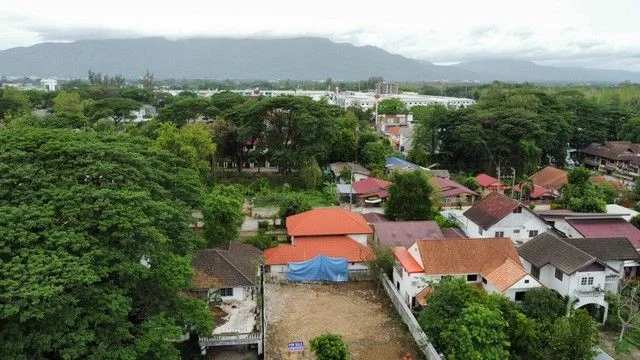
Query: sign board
288 341 304 352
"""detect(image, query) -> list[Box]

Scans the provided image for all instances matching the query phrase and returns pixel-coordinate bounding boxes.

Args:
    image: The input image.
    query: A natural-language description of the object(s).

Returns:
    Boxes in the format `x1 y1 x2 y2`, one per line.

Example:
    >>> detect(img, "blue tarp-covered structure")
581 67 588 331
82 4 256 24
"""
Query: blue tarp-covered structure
287 255 348 282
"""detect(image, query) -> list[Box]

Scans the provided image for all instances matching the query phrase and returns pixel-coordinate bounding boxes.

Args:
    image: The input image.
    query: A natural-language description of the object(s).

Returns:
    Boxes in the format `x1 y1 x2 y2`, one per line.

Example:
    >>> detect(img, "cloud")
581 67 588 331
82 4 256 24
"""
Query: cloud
26 25 144 42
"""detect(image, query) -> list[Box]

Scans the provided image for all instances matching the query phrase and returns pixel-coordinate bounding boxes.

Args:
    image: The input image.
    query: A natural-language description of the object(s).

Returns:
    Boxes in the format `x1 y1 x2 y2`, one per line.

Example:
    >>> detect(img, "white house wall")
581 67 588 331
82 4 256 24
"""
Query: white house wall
461 209 548 242
502 275 541 301
347 234 369 245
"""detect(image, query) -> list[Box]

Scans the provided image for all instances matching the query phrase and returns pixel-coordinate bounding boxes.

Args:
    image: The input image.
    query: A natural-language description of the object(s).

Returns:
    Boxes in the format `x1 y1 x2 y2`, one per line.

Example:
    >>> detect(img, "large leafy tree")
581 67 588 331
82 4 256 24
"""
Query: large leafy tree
153 122 216 181
156 97 219 127
0 87 31 121
202 186 244 246
85 97 141 124
377 98 408 114
549 309 599 360
520 287 566 321
385 170 436 221
0 128 211 359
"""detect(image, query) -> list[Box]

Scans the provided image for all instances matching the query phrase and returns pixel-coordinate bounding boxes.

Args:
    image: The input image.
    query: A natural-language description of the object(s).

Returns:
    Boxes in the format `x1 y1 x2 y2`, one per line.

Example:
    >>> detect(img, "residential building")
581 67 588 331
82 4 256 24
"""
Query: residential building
376 82 399 95
286 208 372 244
385 157 450 179
475 173 509 196
582 141 640 177
351 177 392 205
562 217 640 253
517 232 639 323
41 78 58 92
513 183 556 200
329 162 370 182
190 242 263 302
393 238 541 308
362 212 388 224
455 192 549 243
431 177 478 207
398 127 413 155
372 221 444 248
529 166 568 194
377 114 413 133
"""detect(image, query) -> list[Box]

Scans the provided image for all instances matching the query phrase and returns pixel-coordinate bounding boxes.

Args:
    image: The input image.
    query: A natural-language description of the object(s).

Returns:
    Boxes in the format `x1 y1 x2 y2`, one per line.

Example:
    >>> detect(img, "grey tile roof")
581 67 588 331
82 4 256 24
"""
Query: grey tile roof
192 242 263 288
517 232 598 274
562 237 640 261
373 221 444 248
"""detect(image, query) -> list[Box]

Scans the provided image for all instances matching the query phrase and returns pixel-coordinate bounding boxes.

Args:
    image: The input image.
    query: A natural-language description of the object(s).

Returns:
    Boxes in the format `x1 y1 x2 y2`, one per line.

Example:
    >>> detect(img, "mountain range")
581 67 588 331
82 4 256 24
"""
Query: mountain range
1 37 639 83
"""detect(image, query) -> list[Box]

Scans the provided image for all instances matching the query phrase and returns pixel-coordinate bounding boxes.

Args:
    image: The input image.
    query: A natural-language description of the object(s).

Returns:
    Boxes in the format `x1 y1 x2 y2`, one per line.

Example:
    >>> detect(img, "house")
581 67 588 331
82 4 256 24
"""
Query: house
130 104 158 123
265 208 375 279
385 125 409 150
329 162 371 182
582 141 640 177
562 217 640 253
385 157 450 179
351 177 392 205
362 212 389 224
377 113 413 133
475 173 509 196
41 78 58 92
191 242 263 302
513 183 556 200
455 192 549 243
517 232 638 323
529 166 568 194
431 177 478 207
372 221 444 248
398 127 413 155
393 238 541 308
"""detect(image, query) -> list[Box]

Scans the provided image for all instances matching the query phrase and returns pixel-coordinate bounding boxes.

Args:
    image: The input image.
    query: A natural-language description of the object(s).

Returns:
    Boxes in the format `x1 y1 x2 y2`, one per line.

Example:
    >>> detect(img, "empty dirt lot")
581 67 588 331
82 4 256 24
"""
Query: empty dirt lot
265 281 421 360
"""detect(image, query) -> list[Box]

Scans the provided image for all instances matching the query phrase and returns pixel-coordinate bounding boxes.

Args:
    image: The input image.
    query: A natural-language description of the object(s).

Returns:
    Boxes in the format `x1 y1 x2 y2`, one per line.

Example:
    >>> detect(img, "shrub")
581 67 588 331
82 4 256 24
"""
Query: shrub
310 333 350 360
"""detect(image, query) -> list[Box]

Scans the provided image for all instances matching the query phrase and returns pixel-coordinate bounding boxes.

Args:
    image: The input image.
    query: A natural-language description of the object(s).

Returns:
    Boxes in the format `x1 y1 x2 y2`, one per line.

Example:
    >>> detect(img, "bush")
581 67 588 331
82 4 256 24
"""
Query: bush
435 214 458 228
257 220 270 230
243 230 278 250
310 333 350 360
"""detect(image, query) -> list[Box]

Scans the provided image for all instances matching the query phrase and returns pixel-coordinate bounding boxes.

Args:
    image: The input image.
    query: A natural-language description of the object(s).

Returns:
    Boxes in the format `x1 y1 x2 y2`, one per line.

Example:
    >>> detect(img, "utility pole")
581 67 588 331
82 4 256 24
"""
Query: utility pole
496 163 501 193
511 168 516 199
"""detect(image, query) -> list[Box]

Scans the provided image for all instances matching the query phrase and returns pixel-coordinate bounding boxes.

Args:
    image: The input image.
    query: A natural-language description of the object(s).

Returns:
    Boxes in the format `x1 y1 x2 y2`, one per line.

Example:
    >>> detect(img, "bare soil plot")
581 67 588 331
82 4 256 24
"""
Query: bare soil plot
265 281 421 360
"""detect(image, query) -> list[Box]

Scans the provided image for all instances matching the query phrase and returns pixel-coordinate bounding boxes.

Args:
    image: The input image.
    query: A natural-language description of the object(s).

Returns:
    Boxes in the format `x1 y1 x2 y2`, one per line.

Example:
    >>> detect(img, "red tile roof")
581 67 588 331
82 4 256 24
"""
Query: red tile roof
463 192 521 230
475 173 506 189
263 236 375 265
431 177 478 197
393 247 424 273
567 218 640 251
530 166 568 190
513 183 555 199
286 208 373 237
352 177 392 198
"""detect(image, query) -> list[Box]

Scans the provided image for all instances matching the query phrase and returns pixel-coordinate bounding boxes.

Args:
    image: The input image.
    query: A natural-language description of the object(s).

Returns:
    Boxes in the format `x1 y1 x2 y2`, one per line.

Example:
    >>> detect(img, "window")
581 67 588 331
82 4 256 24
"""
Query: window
513 207 522 213
555 268 563 281
528 230 539 237
482 277 488 284
531 265 540 279
580 277 594 286
513 229 520 234
495 231 504 237
479 229 483 235
220 288 233 297
524 279 530 284
467 274 478 282
515 291 527 301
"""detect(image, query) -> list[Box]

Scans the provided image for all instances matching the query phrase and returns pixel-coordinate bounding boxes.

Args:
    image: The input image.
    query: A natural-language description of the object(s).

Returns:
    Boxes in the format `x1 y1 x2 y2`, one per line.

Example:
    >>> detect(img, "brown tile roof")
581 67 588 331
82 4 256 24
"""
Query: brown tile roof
362 212 389 223
286 208 373 237
529 166 568 190
562 237 640 261
583 141 640 161
415 238 527 292
191 242 263 289
373 221 444 248
517 232 601 274
463 192 520 230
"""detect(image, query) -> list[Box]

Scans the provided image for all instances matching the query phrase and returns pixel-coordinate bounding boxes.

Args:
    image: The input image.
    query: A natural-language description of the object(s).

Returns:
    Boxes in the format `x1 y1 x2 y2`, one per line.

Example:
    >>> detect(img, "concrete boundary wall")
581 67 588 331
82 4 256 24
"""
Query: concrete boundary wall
379 274 442 360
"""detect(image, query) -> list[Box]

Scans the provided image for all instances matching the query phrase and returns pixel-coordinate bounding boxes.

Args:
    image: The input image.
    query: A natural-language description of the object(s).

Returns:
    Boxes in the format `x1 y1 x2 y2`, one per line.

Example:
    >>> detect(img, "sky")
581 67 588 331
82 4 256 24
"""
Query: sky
1 0 640 71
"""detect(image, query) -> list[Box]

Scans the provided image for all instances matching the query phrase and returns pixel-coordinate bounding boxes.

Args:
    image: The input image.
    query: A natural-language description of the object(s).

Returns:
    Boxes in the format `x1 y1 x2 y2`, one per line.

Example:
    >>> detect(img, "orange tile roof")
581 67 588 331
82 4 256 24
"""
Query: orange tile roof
286 208 373 237
393 247 424 273
387 126 407 136
415 238 527 292
530 166 568 190
263 236 375 265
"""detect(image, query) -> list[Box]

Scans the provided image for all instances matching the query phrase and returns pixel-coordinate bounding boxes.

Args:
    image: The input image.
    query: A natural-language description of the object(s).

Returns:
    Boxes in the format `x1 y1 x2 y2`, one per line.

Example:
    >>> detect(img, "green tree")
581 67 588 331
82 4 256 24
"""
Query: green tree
549 309 598 360
92 118 117 132
385 170 436 221
377 98 408 114
619 116 640 143
300 157 323 189
156 97 219 127
278 194 312 226
608 279 640 342
210 91 247 112
153 122 216 180
440 303 510 360
0 87 31 121
310 332 350 360
202 187 244 246
418 277 483 349
631 215 640 229
520 287 566 321
85 97 141 124
0 128 210 359
361 141 392 172
52 91 89 128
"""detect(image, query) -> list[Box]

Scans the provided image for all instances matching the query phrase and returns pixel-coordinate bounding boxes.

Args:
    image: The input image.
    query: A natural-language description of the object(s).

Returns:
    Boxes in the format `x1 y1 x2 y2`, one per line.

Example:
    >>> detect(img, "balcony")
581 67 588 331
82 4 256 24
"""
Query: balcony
574 287 605 298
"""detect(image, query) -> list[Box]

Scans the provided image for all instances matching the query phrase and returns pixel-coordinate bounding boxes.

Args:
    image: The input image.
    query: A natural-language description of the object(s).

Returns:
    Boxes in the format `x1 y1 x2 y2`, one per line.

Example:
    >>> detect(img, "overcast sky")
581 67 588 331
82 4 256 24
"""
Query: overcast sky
1 0 640 71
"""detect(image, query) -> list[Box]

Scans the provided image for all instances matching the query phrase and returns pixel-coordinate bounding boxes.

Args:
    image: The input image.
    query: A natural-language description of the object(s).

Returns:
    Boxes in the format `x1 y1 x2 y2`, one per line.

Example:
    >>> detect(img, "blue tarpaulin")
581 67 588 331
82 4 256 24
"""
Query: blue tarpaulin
287 255 348 282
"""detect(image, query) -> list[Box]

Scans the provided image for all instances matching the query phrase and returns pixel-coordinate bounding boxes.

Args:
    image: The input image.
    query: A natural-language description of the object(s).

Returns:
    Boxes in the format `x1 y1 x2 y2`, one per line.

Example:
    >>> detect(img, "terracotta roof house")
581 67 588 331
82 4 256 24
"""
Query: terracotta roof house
458 192 549 243
513 183 555 200
518 232 640 322
191 242 263 302
431 177 478 207
393 238 540 308
582 141 640 176
529 166 568 191
475 173 509 196
372 221 444 248
286 207 372 243
266 208 375 278
351 177 392 205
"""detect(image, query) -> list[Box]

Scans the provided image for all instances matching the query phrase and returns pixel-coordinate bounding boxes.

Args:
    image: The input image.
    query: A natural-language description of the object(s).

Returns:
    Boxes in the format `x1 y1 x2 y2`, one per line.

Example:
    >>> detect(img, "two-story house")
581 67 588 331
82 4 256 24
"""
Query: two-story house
517 232 631 323
393 238 541 309
456 192 549 244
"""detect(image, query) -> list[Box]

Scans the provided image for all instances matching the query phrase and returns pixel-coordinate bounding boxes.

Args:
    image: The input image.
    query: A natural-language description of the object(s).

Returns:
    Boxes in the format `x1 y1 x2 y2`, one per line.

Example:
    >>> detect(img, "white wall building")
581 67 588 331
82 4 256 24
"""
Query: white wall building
41 78 58 92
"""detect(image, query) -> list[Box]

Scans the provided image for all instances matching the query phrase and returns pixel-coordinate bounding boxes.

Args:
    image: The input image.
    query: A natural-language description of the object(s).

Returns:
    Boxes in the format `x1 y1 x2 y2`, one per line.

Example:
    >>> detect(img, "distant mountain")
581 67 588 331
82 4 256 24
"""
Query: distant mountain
0 37 639 83
455 59 640 83
0 37 477 81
